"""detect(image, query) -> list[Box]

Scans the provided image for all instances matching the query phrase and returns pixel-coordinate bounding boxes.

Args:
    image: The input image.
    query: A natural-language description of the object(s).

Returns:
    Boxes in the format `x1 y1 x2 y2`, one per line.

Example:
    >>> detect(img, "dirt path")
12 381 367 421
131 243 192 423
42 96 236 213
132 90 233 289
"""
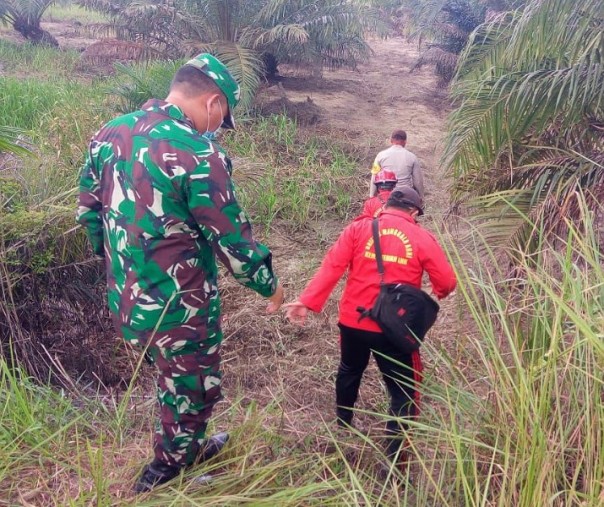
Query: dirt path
222 37 459 441
263 37 451 211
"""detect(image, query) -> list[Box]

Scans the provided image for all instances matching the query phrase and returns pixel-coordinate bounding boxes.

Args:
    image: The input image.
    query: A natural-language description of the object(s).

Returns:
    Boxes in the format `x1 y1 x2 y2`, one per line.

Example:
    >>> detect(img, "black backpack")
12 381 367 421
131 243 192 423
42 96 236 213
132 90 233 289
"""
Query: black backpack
357 218 439 354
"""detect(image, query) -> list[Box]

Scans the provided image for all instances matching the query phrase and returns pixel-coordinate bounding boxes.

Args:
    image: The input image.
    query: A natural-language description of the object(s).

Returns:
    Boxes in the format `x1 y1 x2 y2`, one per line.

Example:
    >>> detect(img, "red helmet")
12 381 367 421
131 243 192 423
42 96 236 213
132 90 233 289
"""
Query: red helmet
374 170 397 185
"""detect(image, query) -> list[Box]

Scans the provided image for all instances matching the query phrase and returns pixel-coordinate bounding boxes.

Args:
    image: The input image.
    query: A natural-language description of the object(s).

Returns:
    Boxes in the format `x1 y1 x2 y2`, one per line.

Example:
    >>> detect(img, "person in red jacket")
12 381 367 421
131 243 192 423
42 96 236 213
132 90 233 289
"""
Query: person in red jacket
362 170 397 217
285 188 456 466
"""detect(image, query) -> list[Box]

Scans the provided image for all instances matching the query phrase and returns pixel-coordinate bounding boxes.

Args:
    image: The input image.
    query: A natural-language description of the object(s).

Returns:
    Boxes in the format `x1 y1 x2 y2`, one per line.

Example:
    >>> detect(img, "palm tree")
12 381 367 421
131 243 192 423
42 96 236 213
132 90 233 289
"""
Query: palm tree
78 0 380 107
401 0 523 86
0 0 58 46
443 0 603 247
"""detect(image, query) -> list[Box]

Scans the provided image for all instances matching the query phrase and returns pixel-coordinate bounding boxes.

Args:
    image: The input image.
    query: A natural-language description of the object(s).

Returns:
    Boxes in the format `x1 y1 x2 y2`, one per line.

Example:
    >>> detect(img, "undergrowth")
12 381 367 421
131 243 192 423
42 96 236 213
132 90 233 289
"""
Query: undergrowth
1 208 601 504
0 40 80 77
225 115 363 229
1 40 601 507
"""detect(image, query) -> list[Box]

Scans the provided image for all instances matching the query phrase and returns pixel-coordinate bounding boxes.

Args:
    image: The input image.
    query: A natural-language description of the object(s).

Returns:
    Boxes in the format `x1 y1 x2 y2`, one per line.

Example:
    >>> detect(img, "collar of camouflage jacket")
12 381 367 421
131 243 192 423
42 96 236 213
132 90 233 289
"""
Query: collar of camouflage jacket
141 99 195 130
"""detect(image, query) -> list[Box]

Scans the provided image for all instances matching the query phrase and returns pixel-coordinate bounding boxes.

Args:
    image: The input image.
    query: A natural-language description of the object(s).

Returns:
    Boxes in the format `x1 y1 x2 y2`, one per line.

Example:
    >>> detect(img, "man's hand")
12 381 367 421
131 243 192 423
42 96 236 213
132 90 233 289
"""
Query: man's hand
284 300 309 326
266 283 284 314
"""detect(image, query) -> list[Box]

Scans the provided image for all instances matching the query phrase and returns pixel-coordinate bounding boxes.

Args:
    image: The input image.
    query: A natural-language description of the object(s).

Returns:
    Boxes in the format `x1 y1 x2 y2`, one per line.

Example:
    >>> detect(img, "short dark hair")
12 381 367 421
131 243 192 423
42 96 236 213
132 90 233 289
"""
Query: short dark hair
391 129 407 142
170 65 223 98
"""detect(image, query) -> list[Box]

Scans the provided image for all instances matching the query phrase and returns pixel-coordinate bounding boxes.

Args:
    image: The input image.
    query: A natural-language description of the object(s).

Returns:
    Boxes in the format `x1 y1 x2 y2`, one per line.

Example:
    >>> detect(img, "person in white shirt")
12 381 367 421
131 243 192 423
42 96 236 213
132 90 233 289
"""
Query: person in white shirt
369 130 424 202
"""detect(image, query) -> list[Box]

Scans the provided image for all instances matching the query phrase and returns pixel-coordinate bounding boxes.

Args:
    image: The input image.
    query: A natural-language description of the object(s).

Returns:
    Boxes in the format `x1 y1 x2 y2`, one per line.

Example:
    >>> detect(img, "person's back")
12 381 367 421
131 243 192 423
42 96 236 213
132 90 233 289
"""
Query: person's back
373 145 419 190
336 204 455 332
86 102 234 336
370 130 424 201
286 188 455 466
299 191 456 333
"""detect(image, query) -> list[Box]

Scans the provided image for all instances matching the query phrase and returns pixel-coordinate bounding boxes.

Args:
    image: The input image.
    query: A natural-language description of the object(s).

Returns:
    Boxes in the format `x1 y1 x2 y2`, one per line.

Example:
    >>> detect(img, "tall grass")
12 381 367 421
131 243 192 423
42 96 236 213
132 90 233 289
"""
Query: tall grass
0 74 109 205
1 204 601 504
226 115 363 229
0 40 80 77
403 201 603 505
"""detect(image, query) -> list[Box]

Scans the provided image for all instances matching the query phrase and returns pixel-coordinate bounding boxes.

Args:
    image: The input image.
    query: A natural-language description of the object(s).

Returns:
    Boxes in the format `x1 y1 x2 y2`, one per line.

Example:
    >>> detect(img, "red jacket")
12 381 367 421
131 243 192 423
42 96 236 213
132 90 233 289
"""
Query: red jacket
299 208 457 332
361 190 392 217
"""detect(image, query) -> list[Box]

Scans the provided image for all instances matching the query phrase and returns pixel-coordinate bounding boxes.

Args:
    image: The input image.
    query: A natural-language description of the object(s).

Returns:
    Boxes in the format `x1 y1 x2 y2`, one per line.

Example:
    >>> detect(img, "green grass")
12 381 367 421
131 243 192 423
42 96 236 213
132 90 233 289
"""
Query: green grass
0 77 102 131
0 75 111 206
44 1 108 24
422 202 604 505
225 115 363 230
0 40 81 77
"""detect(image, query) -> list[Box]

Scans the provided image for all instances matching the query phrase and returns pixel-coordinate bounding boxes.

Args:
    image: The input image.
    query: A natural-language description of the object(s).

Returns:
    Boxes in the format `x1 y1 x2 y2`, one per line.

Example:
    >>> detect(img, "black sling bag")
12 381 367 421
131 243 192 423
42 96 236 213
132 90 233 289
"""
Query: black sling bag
357 218 440 354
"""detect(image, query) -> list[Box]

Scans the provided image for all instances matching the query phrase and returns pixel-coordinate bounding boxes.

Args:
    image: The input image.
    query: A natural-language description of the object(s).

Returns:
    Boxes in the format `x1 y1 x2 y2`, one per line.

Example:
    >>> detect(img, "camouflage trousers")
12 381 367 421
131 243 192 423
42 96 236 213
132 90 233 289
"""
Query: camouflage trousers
143 335 223 468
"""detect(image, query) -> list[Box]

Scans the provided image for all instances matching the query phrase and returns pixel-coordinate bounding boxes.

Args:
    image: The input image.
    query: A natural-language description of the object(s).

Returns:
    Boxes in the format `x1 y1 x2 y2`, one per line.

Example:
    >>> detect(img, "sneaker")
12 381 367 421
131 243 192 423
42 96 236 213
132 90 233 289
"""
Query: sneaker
196 431 229 464
133 460 182 493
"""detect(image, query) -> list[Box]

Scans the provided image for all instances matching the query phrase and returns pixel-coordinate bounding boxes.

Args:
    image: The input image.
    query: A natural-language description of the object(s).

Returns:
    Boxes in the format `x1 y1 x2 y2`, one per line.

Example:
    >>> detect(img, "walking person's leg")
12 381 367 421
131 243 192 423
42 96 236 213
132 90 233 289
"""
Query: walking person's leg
373 341 423 463
153 343 223 467
335 324 373 426
134 327 226 492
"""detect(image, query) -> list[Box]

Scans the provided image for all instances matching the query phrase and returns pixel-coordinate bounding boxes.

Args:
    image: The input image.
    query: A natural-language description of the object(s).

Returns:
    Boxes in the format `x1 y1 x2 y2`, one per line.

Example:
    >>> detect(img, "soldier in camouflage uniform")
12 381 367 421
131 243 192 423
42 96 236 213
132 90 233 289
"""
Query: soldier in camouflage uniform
77 54 284 492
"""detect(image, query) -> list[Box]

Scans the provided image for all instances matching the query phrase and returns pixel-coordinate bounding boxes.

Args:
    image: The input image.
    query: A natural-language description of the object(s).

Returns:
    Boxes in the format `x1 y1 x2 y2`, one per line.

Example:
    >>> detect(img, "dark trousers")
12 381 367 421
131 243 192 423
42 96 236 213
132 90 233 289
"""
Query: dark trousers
336 323 423 456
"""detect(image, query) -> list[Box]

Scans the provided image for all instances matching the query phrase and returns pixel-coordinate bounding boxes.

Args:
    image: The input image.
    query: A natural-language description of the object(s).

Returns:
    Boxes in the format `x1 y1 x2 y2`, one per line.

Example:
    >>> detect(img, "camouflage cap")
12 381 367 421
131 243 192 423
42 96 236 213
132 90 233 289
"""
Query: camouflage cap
184 53 241 129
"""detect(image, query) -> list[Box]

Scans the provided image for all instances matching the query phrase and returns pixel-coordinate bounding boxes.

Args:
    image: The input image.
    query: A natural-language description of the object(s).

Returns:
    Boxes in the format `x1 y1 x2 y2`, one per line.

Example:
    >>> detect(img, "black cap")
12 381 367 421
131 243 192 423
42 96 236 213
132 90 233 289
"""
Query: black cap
387 188 424 216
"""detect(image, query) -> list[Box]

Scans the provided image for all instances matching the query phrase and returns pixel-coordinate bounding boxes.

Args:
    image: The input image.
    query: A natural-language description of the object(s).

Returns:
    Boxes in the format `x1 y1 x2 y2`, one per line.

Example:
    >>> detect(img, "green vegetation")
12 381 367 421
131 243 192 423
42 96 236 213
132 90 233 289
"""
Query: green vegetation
44 0 107 24
1 1 602 504
0 126 31 156
398 0 524 86
226 115 362 229
0 39 80 75
77 0 382 106
444 0 603 247
1 214 601 503
0 74 109 204
110 60 183 114
0 0 58 46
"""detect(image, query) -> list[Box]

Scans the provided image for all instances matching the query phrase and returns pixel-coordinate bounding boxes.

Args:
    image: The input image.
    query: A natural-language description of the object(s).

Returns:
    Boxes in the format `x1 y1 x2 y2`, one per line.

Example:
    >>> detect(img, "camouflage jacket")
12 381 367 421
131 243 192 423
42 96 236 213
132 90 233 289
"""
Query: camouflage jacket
77 99 277 346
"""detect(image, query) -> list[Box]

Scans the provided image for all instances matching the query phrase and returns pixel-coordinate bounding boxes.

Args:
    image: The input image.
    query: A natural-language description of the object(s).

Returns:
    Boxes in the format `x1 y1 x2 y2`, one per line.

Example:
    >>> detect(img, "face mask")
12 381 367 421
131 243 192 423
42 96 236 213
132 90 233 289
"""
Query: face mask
203 98 224 141
202 127 223 142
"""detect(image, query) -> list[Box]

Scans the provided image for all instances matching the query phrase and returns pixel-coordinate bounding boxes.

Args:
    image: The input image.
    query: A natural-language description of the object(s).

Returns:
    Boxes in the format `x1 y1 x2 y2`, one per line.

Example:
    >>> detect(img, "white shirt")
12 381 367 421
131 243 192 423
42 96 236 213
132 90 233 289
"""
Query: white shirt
369 144 424 199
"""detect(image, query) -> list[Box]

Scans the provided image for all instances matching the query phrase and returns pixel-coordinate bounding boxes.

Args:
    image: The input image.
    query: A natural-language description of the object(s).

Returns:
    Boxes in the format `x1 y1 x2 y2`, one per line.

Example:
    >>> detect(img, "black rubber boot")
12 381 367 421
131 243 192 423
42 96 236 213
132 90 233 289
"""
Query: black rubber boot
385 433 411 475
134 432 230 493
195 431 229 464
133 460 182 493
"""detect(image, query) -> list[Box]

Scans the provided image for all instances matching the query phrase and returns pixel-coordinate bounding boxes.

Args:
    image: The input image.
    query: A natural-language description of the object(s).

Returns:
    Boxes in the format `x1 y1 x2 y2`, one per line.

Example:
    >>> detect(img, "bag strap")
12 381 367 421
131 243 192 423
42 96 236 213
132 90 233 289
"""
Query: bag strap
372 218 385 284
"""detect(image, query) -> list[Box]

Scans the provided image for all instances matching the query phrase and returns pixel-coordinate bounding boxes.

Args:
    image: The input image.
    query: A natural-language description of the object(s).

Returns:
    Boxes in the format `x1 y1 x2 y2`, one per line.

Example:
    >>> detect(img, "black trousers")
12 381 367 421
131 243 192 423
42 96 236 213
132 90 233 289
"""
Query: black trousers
336 323 423 455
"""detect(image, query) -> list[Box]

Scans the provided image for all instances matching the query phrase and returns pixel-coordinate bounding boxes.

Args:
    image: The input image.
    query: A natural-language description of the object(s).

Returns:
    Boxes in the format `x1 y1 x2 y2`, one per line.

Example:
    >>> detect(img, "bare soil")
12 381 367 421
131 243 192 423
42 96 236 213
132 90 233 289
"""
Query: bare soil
41 21 99 51
261 38 450 182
